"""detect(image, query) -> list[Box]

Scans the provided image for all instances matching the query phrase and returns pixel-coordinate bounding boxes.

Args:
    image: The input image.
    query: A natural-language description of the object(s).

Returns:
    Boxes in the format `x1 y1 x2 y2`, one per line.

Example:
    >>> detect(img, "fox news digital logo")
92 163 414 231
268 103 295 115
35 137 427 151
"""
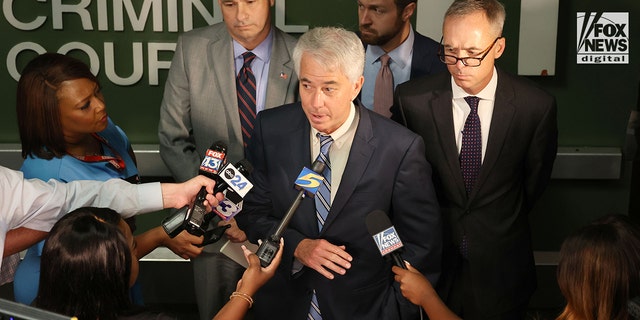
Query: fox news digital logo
577 12 629 64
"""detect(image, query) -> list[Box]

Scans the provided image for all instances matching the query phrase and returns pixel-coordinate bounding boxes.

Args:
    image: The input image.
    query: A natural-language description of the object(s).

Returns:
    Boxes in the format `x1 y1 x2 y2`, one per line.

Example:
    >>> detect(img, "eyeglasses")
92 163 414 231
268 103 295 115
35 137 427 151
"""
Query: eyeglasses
438 37 502 67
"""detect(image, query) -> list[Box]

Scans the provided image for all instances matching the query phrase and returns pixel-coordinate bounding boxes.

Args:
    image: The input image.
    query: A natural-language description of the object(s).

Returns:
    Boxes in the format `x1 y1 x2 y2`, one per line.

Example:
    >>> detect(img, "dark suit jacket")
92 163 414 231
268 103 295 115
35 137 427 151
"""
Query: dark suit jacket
240 103 442 320
408 31 448 79
392 68 558 316
358 31 447 106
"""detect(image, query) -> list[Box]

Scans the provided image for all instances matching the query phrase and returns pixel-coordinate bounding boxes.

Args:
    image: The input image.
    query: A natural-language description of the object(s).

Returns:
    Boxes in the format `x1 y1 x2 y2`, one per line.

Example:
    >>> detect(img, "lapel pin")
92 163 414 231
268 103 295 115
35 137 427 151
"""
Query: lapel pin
279 72 288 80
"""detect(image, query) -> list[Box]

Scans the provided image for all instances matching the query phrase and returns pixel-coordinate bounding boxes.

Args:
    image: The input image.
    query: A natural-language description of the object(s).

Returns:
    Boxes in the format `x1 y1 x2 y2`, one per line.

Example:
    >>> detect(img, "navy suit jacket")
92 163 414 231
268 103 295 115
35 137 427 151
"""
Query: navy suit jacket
408 31 447 79
240 103 442 320
392 68 557 316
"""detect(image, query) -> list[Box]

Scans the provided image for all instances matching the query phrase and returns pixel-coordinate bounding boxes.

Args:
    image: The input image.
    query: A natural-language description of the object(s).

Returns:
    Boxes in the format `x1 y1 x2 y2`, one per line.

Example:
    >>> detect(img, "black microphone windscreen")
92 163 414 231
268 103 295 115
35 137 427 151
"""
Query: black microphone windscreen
366 209 393 236
236 159 253 174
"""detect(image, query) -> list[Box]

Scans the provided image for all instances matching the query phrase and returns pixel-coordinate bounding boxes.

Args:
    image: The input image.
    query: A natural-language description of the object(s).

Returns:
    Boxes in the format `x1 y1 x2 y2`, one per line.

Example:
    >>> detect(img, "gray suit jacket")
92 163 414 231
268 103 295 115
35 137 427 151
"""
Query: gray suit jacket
159 23 298 182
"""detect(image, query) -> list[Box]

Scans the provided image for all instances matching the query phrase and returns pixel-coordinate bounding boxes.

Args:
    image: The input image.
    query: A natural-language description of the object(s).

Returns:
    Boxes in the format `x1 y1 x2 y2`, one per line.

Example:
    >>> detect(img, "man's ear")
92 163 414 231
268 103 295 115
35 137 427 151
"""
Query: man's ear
494 37 506 59
402 3 416 22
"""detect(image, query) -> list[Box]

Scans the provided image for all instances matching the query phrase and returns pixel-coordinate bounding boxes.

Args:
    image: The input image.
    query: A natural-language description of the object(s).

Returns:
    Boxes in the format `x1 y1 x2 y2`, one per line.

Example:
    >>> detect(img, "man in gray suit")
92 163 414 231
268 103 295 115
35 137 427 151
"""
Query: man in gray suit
158 0 298 318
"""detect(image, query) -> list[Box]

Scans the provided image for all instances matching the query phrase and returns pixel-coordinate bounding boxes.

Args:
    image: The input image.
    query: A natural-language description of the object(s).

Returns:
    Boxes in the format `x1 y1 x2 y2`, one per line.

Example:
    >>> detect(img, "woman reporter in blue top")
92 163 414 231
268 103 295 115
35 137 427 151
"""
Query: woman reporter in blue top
13 53 205 305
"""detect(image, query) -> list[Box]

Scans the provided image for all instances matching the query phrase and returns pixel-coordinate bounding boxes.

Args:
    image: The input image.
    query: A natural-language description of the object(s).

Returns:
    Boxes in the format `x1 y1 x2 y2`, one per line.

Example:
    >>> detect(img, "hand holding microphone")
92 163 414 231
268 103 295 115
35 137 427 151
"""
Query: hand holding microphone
162 141 254 246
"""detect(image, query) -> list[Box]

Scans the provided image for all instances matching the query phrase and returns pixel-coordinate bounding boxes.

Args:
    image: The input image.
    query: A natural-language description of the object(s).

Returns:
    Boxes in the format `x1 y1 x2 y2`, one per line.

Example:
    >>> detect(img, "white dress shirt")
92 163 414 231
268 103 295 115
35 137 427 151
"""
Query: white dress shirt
0 166 163 267
451 67 499 161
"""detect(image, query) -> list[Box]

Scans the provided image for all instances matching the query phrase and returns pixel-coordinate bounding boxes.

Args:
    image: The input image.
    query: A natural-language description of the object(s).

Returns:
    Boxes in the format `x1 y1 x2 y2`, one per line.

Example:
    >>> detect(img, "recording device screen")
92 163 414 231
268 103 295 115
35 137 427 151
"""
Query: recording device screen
0 298 74 320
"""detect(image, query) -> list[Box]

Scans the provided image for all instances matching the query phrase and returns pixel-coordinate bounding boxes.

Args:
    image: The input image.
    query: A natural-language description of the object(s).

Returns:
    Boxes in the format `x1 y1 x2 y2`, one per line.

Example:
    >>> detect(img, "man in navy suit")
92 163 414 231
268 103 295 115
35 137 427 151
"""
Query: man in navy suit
392 0 558 318
358 0 446 116
239 27 441 320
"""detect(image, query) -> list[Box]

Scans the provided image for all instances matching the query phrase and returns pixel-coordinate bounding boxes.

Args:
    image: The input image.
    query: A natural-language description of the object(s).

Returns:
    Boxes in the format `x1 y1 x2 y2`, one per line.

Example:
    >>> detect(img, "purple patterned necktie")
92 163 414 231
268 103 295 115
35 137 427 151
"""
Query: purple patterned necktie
236 52 257 152
460 96 481 195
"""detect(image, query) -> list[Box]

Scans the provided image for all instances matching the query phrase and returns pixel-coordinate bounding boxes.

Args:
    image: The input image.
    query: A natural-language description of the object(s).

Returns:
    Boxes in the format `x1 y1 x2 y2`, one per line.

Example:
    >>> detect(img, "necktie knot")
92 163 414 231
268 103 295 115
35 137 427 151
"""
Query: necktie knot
317 133 334 166
242 51 256 67
464 96 480 114
379 54 391 66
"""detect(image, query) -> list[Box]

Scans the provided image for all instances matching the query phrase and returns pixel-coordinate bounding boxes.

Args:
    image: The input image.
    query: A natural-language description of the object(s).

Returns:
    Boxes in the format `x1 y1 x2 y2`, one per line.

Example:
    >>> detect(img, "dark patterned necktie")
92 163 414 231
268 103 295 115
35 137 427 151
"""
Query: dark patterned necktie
373 54 393 117
460 96 481 195
236 52 257 152
308 133 334 320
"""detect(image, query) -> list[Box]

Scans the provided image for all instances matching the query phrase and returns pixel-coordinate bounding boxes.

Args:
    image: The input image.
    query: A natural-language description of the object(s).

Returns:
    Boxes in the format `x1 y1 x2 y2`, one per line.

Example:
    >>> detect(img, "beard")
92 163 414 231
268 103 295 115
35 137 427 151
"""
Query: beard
359 17 405 46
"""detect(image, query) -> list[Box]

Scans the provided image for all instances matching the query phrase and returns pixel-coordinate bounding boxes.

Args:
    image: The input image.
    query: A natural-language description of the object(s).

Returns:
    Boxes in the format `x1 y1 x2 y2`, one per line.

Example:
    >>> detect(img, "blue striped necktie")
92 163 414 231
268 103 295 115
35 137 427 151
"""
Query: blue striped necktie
236 51 257 153
308 133 334 320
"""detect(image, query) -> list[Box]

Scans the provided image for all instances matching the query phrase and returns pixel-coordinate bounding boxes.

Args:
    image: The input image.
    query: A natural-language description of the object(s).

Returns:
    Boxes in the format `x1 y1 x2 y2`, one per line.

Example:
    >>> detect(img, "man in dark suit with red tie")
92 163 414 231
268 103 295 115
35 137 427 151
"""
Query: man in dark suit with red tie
392 0 557 319
240 26 441 320
357 0 447 116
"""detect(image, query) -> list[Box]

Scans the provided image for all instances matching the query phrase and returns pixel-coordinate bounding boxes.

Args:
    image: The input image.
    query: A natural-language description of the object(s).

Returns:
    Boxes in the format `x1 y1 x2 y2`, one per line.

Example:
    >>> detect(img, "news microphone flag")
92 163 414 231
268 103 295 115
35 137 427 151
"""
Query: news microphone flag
294 167 324 195
200 148 226 175
372 226 404 256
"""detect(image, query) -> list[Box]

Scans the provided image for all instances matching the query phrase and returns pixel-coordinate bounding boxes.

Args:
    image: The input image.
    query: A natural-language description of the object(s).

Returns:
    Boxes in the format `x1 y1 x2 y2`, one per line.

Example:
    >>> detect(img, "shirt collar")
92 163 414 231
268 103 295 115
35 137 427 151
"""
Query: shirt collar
451 66 499 102
311 102 356 147
365 27 414 70
232 28 274 62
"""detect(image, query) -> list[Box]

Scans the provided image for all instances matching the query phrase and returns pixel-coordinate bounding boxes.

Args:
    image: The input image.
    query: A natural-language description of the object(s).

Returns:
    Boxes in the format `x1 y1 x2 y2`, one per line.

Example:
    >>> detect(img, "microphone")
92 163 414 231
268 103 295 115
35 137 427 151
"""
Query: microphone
213 159 255 221
184 141 228 236
366 210 407 269
255 160 326 267
162 141 227 238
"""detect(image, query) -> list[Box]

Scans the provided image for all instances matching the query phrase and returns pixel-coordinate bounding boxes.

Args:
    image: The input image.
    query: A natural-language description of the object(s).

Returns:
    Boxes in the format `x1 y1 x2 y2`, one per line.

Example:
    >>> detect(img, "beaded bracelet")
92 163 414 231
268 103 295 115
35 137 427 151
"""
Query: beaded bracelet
230 291 253 308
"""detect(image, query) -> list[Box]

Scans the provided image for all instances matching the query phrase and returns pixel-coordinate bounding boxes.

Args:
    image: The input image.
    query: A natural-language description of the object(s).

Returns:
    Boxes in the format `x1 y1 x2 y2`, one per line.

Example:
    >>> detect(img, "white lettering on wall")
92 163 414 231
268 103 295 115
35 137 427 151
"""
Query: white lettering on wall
52 0 92 30
104 42 144 85
3 0 46 30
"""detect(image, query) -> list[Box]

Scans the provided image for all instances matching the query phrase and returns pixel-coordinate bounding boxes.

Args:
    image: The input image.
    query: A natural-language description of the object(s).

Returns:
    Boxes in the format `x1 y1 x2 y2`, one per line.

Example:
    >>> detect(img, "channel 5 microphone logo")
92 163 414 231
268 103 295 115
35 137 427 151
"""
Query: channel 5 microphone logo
577 12 629 64
294 167 324 195
373 226 404 256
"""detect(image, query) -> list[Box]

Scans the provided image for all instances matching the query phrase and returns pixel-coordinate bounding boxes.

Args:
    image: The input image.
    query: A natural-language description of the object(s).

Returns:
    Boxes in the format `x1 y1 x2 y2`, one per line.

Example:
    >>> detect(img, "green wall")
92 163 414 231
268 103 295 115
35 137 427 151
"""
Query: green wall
1 0 639 250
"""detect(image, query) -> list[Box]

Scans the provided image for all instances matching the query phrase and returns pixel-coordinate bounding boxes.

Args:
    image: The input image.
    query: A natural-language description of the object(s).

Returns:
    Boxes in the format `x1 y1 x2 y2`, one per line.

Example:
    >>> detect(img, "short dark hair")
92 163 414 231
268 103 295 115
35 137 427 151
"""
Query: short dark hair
16 53 99 160
394 0 416 11
34 207 132 320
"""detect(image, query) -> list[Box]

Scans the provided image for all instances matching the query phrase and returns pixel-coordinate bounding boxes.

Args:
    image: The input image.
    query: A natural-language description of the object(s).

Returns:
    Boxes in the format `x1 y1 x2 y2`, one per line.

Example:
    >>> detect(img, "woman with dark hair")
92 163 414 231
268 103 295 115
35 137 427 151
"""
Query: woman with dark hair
36 206 283 320
35 207 141 320
13 52 204 305
556 214 640 320
392 214 640 320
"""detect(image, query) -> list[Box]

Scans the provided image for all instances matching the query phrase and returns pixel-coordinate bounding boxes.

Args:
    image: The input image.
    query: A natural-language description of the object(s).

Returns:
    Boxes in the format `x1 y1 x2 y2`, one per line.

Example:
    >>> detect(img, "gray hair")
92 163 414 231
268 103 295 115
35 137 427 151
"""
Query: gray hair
293 27 365 84
445 0 506 37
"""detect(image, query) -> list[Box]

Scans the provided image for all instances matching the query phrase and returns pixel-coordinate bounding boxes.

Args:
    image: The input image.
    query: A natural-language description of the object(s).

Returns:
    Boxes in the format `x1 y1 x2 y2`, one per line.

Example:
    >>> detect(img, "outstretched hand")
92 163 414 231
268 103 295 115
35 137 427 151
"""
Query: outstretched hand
235 238 284 297
161 175 224 209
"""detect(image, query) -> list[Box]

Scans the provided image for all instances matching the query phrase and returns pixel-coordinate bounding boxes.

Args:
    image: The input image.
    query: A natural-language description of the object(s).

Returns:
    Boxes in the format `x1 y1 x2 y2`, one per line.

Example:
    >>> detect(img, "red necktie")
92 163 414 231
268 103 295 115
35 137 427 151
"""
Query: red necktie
236 52 257 152
373 54 393 117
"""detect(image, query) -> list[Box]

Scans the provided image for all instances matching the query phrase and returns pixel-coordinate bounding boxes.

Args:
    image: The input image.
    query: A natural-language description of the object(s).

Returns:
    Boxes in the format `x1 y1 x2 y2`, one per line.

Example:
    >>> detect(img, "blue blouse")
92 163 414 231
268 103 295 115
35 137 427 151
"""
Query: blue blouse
14 117 139 305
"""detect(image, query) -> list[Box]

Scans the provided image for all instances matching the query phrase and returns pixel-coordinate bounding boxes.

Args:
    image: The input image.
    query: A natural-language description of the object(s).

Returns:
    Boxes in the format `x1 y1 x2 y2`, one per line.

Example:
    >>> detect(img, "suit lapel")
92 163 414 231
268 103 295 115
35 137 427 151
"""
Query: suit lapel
321 106 374 232
285 107 318 236
431 84 468 200
265 30 295 109
473 69 515 196
209 29 243 146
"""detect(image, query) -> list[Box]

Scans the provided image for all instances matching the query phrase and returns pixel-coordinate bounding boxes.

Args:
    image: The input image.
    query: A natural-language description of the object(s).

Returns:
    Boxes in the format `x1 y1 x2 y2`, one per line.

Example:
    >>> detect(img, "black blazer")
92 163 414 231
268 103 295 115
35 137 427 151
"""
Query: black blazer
240 103 442 320
392 68 558 316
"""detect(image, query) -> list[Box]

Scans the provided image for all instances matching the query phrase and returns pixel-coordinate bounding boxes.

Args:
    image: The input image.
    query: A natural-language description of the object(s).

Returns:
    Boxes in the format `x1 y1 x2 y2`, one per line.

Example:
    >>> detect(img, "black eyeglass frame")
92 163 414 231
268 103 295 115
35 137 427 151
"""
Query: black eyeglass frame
438 37 502 67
